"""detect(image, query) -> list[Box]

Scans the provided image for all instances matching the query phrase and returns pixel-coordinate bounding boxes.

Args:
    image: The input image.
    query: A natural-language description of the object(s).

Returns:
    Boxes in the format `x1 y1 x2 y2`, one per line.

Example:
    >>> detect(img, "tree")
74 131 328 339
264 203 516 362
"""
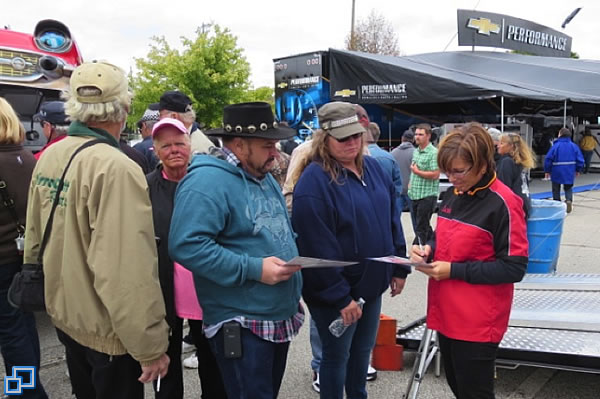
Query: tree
345 10 401 56
129 24 252 128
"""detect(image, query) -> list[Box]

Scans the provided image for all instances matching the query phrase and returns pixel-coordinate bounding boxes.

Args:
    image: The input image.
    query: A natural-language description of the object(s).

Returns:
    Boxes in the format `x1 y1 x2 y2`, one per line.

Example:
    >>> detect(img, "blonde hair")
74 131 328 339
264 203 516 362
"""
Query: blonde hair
0 97 25 145
62 87 132 124
499 133 536 169
291 129 364 186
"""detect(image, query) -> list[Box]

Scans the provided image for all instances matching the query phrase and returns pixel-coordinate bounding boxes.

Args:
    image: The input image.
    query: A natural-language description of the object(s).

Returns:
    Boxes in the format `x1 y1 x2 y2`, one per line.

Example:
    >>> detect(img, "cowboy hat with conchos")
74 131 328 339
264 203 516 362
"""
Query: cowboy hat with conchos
206 102 295 140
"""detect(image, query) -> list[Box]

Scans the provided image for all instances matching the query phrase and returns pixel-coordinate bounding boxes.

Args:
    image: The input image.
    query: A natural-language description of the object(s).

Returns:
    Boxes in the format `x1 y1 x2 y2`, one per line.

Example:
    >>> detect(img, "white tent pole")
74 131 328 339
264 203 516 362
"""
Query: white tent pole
501 96 504 132
563 99 567 127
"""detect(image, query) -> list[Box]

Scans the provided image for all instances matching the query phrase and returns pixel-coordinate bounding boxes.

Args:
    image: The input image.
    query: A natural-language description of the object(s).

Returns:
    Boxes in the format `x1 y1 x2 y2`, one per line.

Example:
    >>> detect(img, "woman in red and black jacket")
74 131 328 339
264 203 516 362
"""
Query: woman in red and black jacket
411 122 528 399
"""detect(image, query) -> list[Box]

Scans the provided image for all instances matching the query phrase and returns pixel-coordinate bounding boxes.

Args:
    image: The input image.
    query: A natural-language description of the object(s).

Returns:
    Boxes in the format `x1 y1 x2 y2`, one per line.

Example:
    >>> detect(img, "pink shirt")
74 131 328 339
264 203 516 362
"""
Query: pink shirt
162 170 203 320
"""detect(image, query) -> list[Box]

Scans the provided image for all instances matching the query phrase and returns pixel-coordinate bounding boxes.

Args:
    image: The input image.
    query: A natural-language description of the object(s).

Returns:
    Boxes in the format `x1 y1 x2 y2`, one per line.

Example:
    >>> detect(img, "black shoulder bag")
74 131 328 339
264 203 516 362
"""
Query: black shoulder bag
8 139 107 312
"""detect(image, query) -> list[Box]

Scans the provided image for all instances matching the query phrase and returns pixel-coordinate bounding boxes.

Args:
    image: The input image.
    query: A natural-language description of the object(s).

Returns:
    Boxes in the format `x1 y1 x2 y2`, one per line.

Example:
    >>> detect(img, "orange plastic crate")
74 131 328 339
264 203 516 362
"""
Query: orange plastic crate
372 344 404 371
376 314 397 346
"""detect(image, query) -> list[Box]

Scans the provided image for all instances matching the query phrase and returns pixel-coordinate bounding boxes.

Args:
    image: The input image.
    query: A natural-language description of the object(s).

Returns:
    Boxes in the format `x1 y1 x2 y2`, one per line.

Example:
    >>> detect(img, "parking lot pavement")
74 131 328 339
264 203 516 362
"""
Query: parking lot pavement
3 175 600 398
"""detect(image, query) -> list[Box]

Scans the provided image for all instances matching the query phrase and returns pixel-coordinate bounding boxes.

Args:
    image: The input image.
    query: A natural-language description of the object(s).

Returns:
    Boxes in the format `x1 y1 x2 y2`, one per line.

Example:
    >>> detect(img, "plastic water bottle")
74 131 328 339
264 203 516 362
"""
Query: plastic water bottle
328 298 365 338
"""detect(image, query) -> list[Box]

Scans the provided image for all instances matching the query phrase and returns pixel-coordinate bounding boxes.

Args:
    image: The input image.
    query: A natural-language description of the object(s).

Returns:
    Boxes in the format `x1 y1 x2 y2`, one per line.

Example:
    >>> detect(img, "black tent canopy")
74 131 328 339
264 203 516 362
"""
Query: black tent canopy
329 49 600 105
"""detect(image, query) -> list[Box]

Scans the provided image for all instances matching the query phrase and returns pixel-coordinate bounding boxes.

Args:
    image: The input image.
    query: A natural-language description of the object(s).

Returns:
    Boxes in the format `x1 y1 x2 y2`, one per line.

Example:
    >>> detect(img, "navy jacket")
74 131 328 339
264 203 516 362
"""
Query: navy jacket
544 137 584 184
292 156 408 310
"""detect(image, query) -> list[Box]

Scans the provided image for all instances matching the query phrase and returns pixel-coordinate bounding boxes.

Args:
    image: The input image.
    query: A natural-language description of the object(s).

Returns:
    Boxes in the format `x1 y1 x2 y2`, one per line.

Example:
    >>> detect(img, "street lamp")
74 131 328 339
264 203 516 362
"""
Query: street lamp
561 7 582 29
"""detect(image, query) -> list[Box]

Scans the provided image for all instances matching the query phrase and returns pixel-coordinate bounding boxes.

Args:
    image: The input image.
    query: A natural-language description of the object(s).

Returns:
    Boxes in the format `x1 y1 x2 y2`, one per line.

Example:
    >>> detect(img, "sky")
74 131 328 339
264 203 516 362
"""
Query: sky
4 1 599 89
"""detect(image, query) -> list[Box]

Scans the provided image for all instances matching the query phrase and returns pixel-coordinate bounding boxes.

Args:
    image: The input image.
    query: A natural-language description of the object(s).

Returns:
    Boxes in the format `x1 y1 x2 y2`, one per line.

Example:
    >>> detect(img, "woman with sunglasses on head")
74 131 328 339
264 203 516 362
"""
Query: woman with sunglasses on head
291 102 408 399
411 123 528 399
496 133 536 218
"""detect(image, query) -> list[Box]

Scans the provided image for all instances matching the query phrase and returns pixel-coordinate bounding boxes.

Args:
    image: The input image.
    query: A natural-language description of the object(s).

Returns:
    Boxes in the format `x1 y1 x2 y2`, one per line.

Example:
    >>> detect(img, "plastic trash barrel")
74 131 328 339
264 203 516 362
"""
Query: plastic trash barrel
526 199 567 273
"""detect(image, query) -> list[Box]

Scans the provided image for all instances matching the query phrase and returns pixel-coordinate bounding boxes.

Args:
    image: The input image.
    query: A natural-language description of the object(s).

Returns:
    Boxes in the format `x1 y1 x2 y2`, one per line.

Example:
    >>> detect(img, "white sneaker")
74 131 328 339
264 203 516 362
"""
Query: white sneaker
367 364 377 381
182 341 195 353
311 371 320 393
183 353 198 368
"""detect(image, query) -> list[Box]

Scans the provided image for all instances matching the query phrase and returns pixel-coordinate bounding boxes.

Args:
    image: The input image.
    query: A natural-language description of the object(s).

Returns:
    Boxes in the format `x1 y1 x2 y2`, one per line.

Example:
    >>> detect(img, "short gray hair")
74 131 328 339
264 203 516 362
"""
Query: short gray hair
368 122 381 142
62 87 132 124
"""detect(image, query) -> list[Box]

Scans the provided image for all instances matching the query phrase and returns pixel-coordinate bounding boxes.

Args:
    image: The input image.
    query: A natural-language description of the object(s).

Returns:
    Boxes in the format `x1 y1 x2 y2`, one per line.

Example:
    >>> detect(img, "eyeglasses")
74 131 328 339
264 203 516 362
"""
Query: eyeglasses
334 132 363 143
445 165 472 178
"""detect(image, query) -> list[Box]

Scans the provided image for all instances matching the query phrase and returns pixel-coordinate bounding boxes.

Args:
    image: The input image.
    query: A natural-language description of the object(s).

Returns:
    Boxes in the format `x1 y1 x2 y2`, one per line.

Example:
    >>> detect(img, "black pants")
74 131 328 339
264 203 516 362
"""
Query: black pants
189 320 228 399
411 195 437 245
56 328 143 399
154 317 183 399
438 333 499 399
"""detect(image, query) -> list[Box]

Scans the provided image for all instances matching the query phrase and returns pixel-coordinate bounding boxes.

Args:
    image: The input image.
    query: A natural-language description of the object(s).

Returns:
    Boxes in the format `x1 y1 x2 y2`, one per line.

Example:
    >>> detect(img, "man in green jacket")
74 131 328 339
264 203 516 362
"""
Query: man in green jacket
24 61 169 399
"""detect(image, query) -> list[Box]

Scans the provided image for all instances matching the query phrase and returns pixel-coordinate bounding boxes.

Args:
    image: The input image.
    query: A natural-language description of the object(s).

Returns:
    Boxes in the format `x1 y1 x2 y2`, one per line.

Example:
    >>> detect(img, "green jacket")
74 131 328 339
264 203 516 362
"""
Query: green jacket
24 122 169 366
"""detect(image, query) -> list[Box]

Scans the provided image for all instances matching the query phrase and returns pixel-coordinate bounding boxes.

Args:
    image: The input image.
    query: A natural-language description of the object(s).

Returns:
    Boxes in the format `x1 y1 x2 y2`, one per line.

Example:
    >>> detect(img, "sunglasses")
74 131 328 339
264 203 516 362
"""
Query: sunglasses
445 165 472 178
334 132 363 143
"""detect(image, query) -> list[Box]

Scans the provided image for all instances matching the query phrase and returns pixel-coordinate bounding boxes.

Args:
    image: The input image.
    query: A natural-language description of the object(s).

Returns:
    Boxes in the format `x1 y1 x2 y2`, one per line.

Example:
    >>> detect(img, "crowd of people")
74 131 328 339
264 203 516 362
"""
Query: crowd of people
0 57 594 399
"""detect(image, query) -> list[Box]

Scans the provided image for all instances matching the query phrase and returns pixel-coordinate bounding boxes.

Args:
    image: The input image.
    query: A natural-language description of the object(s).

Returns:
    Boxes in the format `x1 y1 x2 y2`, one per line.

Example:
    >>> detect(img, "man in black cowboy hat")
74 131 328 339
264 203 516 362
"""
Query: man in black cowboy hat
169 102 303 399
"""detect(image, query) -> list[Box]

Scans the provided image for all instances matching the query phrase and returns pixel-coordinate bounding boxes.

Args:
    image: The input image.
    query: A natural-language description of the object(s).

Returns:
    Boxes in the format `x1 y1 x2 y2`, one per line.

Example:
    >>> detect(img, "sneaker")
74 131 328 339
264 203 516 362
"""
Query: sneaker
182 340 195 353
367 364 377 381
566 200 573 213
183 353 199 369
311 371 320 393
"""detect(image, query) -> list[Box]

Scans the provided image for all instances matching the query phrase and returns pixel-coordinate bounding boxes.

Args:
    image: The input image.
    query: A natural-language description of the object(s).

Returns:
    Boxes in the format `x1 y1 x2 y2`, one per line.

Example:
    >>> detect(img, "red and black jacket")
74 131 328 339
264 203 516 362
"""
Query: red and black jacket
427 173 528 343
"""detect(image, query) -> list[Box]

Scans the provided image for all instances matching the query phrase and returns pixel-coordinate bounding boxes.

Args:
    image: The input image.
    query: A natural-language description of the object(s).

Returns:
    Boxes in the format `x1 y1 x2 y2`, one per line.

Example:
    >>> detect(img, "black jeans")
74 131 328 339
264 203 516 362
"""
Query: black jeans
0 261 47 398
189 320 228 399
552 182 573 202
438 333 499 399
154 317 183 399
411 195 437 245
56 329 143 399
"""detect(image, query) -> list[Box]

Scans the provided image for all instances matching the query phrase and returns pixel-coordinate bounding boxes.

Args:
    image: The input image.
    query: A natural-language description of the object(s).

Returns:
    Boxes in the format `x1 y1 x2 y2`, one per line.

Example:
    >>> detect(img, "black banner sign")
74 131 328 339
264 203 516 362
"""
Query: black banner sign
457 9 572 58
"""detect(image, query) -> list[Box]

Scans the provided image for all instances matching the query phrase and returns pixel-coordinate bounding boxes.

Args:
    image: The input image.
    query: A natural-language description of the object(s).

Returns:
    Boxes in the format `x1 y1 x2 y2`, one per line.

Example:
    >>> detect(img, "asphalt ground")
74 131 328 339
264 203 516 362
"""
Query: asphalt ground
3 172 600 398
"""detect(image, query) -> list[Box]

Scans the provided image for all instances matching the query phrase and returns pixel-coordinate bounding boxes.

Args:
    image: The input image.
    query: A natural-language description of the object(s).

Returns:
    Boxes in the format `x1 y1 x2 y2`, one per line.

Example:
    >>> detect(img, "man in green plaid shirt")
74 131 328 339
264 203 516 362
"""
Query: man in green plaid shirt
408 123 440 246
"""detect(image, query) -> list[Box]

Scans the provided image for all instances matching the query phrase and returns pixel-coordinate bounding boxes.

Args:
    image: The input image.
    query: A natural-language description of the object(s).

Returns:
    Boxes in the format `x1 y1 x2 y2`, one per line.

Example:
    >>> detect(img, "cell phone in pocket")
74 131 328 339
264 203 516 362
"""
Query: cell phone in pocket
223 321 242 359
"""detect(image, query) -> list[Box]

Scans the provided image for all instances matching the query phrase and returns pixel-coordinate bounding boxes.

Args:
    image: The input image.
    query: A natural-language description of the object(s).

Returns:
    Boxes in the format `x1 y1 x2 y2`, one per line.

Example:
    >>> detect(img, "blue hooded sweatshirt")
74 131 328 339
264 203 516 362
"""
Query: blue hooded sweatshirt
544 137 585 185
168 154 301 325
292 156 408 310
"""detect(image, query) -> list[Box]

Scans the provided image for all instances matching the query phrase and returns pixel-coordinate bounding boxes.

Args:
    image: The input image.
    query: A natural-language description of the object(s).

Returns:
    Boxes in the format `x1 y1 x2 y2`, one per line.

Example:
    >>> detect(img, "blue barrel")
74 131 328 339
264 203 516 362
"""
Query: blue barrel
526 199 567 273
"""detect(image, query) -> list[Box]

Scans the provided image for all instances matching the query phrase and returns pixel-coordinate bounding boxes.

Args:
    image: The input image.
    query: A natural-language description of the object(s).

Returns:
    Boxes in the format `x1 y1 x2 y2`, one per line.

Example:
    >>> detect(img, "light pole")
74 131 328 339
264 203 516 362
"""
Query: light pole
351 0 356 50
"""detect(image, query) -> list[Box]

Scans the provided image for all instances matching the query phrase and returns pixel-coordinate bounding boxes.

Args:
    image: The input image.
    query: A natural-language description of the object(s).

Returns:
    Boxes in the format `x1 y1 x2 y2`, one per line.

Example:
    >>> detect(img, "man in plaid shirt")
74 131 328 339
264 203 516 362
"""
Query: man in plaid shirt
408 123 440 246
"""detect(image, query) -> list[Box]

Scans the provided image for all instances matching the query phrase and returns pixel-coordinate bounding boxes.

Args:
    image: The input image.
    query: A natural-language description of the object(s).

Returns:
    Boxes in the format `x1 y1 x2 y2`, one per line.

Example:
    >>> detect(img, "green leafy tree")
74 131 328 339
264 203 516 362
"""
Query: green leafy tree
240 86 274 105
129 24 251 128
346 10 401 56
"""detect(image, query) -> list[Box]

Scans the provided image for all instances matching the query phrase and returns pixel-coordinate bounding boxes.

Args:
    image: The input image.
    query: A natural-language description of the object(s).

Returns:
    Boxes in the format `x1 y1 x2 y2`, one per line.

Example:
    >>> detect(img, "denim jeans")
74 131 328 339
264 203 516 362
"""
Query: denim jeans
208 325 290 399
308 295 382 399
0 261 47 398
552 182 574 202
582 150 593 172
310 317 322 372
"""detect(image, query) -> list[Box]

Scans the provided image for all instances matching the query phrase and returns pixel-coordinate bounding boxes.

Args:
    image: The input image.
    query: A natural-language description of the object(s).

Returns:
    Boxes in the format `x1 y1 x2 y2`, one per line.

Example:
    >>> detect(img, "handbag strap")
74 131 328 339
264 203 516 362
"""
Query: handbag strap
37 139 108 264
0 176 24 235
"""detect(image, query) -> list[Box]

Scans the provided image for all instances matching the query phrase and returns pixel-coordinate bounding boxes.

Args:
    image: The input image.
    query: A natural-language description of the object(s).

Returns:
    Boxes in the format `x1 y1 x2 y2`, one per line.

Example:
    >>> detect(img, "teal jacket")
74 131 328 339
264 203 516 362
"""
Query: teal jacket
168 154 301 325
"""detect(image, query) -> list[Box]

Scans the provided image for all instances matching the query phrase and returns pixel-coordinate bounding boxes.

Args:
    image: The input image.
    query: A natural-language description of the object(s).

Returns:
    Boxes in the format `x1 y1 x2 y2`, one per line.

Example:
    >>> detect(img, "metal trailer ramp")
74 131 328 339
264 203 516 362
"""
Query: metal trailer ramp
397 274 600 398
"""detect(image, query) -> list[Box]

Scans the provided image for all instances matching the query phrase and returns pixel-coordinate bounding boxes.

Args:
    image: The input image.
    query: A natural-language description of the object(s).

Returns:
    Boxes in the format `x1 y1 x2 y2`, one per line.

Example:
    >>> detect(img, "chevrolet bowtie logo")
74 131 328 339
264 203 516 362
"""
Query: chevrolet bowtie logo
467 17 500 36
334 89 356 98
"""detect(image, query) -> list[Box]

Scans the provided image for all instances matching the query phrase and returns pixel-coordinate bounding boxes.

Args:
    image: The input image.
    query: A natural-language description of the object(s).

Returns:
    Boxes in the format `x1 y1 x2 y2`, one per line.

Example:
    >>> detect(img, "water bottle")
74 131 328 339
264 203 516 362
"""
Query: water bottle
328 298 365 338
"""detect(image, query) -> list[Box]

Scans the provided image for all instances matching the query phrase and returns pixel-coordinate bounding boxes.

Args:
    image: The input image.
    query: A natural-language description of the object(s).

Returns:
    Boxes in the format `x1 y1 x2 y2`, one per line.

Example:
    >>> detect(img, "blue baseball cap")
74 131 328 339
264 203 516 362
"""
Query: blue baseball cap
34 101 68 125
